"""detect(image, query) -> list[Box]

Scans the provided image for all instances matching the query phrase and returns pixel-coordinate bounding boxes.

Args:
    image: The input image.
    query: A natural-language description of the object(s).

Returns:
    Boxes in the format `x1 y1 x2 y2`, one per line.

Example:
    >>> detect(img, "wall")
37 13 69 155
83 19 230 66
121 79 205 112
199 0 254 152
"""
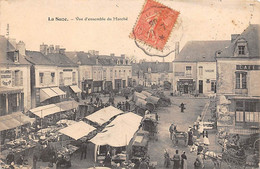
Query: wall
197 62 216 94
172 62 197 91
217 58 260 96
0 65 31 110
57 67 79 86
34 65 58 88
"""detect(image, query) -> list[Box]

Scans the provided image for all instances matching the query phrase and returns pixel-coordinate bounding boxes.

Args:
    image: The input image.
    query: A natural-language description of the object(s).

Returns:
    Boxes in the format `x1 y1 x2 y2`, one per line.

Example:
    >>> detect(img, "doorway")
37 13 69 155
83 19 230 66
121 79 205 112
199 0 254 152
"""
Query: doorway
199 80 203 93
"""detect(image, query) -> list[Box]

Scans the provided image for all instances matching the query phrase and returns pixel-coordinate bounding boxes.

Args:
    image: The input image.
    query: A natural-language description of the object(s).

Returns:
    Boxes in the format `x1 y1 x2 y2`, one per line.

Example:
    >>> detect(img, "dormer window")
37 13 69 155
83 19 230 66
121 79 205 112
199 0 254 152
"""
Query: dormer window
238 46 245 55
234 38 248 57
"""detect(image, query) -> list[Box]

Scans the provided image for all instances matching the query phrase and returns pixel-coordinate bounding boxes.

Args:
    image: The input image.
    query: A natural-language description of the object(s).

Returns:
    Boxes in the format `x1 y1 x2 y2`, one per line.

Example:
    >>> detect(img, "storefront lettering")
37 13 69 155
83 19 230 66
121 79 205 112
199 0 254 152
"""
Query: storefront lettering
0 70 12 86
236 65 260 70
205 70 214 72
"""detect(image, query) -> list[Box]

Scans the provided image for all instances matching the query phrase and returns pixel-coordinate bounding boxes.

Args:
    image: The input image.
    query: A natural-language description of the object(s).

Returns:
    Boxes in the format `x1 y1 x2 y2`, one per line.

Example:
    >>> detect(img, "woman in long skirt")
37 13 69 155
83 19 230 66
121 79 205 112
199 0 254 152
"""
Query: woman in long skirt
181 151 187 169
164 149 171 168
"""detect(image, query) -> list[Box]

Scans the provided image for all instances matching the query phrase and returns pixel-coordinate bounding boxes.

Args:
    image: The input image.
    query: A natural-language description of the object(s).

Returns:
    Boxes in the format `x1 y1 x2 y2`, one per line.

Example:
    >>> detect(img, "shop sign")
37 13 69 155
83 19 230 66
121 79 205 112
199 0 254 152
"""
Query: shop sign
205 70 214 72
0 70 12 86
236 65 260 70
175 72 185 76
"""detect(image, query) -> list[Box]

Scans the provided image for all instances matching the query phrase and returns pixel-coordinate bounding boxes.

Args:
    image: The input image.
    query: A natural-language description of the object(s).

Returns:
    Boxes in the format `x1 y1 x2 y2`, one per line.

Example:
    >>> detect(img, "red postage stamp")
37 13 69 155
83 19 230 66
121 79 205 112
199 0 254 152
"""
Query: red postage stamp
131 0 180 51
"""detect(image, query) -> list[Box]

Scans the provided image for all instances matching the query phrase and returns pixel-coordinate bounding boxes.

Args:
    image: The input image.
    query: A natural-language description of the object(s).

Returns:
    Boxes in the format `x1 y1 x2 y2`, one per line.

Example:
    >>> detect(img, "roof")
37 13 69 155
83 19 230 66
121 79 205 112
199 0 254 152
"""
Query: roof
46 53 78 67
132 62 173 74
59 121 96 140
66 51 130 66
174 40 230 62
0 36 30 65
25 50 55 65
85 106 123 126
218 24 260 58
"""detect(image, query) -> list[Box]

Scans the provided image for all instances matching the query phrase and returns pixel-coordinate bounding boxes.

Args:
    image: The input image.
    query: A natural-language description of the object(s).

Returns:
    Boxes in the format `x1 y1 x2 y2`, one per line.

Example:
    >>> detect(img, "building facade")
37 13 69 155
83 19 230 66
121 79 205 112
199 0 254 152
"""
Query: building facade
173 41 230 95
216 24 260 136
0 37 31 114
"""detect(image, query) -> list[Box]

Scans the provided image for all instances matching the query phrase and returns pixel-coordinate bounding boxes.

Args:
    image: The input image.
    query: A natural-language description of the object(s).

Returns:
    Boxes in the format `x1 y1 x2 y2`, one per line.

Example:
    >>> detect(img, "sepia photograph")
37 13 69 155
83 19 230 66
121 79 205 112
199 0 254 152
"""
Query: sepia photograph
0 0 259 168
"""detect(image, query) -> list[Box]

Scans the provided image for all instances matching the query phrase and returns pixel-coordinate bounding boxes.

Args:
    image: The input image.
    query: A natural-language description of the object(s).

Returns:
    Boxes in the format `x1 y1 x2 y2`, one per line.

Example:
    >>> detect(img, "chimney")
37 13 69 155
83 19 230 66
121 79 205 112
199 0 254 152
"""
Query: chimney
55 45 60 53
16 41 25 56
231 34 240 43
110 53 115 57
49 45 54 53
175 42 179 58
40 43 48 55
59 48 66 54
121 54 125 58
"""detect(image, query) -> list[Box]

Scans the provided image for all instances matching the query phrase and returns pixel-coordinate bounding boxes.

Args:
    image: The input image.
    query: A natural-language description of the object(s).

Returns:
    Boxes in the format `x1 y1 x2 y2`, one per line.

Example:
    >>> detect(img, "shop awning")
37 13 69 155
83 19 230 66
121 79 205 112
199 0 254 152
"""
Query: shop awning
55 100 79 111
0 112 35 132
59 121 96 140
30 104 65 118
40 88 59 102
51 87 66 96
70 85 81 93
90 112 142 147
85 106 123 126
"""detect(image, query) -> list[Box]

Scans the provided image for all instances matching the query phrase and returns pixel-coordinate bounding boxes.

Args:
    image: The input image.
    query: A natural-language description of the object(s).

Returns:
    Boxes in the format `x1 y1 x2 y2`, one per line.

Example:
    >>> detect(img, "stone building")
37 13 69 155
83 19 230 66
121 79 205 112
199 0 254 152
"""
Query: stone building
173 40 229 95
216 24 260 136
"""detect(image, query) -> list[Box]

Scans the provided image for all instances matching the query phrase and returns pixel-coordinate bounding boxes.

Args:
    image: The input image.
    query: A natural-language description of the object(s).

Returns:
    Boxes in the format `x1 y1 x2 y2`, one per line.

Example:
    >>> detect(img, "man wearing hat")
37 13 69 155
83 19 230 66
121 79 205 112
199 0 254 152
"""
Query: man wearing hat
6 149 15 165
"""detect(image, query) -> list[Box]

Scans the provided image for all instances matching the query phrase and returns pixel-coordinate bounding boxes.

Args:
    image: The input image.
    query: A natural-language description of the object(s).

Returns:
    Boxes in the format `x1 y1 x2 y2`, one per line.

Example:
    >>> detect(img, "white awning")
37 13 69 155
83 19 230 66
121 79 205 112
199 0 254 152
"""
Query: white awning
59 121 96 140
30 104 65 118
85 106 123 126
40 88 59 102
55 100 79 111
70 85 81 93
51 87 66 96
90 112 142 147
0 112 35 132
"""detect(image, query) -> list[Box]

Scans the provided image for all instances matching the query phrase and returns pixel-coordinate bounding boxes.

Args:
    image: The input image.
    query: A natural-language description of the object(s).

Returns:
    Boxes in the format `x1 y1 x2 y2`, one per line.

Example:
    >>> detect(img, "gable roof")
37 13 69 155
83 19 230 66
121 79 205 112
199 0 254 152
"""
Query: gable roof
218 24 260 58
132 62 173 74
25 51 55 65
0 36 30 65
46 53 78 67
174 40 230 62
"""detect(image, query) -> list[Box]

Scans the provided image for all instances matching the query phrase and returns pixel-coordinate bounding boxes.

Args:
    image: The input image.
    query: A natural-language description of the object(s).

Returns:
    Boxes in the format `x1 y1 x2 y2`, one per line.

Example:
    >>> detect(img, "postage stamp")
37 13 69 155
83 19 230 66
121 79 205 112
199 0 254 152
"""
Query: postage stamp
131 0 180 51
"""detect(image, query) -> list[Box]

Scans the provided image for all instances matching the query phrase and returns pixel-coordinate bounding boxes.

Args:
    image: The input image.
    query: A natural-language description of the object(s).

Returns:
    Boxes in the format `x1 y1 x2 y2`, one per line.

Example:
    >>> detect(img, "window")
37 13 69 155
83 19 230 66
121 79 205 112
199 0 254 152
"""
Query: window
186 66 191 76
115 70 117 77
14 70 20 86
211 81 216 92
51 72 55 83
199 66 203 76
103 69 106 80
39 72 44 84
235 72 247 89
238 46 245 55
72 72 76 82
235 101 260 123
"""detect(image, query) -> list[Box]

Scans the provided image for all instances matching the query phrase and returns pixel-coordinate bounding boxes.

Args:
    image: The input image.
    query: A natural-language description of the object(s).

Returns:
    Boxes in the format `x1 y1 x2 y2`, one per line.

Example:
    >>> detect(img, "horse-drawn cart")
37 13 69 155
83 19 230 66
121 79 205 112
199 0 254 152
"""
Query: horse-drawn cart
171 130 188 146
141 114 158 141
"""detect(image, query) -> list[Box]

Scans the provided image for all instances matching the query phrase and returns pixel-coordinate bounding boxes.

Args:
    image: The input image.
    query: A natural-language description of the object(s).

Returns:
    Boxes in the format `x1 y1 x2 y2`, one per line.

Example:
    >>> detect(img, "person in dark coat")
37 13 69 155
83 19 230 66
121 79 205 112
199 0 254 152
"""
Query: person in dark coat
180 103 185 113
6 150 15 165
181 151 187 169
104 153 112 167
171 150 181 169
80 142 88 160
16 155 24 165
188 129 193 146
194 158 202 169
139 158 149 169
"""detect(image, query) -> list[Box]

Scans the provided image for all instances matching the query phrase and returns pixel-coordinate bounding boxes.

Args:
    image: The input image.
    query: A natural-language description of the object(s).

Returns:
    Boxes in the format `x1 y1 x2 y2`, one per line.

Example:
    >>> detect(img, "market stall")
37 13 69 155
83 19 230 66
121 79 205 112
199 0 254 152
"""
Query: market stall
85 106 123 127
132 92 147 102
90 112 142 164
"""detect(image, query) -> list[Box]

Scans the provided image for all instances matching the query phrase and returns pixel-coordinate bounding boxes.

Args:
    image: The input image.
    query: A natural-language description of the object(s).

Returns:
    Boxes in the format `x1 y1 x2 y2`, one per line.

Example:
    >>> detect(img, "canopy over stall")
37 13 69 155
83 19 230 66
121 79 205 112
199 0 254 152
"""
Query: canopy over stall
85 106 123 126
30 104 65 118
146 96 160 105
55 100 79 111
59 121 96 140
90 112 142 147
141 91 152 97
133 92 147 101
0 112 34 132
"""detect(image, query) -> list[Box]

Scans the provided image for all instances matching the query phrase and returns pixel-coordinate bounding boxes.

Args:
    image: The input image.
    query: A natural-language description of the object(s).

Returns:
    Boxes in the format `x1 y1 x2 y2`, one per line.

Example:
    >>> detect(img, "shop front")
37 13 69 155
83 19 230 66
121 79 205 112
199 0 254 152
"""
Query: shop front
115 79 122 91
93 81 103 93
104 81 113 94
82 79 93 94
177 79 195 94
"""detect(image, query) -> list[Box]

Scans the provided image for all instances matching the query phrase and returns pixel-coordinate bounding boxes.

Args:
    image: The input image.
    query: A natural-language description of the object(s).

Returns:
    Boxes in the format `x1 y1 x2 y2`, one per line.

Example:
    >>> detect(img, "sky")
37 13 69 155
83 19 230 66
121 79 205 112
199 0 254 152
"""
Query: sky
0 0 259 62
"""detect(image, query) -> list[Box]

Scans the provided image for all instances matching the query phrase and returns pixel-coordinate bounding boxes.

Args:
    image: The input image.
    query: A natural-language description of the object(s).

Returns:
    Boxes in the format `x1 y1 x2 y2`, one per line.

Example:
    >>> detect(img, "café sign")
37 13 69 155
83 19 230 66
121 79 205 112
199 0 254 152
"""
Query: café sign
0 70 12 86
236 65 260 70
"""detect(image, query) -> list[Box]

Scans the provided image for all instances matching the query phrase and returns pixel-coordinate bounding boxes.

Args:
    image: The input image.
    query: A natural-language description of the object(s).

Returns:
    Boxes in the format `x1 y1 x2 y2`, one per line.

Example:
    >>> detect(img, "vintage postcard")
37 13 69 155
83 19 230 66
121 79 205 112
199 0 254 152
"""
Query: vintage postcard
0 0 259 169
